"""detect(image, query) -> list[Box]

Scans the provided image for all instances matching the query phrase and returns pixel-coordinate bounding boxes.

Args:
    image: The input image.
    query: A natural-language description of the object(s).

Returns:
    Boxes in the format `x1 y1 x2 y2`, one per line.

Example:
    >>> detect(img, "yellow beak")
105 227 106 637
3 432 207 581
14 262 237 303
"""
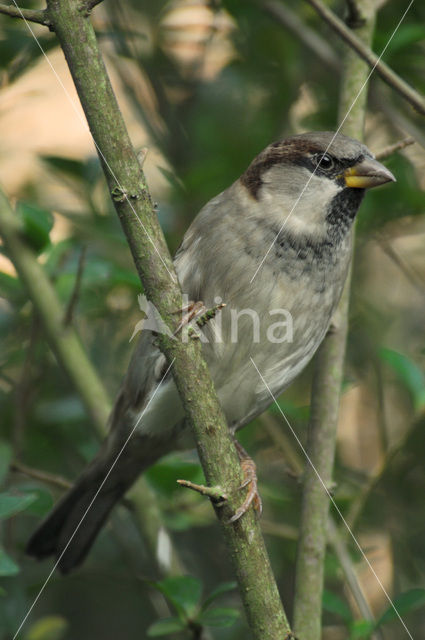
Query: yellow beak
344 157 396 189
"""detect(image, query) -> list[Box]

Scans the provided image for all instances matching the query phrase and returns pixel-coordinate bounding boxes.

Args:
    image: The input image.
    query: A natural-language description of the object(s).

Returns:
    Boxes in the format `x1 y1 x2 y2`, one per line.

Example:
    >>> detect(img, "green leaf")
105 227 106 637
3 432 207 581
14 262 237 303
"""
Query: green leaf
150 575 202 618
0 546 19 576
146 617 186 636
202 581 237 611
322 589 352 623
377 588 425 626
349 619 375 639
25 615 68 640
17 202 53 253
269 399 310 421
41 155 89 182
0 492 38 519
17 487 54 517
198 607 240 628
380 348 425 411
383 24 425 55
55 155 88 178
0 440 12 486
146 455 205 496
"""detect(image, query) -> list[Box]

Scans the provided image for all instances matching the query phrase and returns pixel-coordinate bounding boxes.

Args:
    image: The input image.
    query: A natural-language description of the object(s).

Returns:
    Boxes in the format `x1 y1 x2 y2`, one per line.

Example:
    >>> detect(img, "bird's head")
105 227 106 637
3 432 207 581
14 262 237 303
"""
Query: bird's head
240 131 395 242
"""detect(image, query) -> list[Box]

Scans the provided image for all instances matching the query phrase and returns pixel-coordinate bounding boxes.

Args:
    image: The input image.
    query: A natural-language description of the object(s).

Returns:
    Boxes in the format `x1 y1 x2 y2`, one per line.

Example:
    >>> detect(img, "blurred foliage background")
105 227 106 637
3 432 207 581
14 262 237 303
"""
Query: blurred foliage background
0 0 424 638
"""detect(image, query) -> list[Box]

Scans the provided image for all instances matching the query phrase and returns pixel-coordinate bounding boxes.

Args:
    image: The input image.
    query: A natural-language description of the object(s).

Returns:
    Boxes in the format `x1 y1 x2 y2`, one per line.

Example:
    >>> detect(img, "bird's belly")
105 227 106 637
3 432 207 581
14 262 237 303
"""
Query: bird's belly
202 269 344 428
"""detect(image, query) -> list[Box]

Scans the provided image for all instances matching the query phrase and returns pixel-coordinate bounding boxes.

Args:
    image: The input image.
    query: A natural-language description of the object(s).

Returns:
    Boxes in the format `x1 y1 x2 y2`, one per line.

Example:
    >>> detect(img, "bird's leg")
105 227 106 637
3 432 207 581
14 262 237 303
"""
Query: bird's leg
173 300 206 335
228 439 262 524
173 300 226 336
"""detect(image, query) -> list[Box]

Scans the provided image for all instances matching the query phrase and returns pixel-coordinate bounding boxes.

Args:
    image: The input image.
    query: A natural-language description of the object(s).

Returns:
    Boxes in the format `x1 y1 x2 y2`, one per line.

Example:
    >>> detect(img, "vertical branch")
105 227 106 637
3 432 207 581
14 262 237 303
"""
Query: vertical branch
293 3 376 638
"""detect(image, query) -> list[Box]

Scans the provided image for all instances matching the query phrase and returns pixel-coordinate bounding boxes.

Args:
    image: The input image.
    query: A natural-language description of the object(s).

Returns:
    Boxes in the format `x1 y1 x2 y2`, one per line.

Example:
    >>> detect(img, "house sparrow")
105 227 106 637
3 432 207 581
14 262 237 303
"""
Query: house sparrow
27 131 395 572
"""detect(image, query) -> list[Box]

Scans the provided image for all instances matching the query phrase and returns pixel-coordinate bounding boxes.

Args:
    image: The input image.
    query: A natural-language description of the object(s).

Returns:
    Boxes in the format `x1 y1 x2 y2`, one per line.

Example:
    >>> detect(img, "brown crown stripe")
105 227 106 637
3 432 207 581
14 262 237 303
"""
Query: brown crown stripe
240 139 324 199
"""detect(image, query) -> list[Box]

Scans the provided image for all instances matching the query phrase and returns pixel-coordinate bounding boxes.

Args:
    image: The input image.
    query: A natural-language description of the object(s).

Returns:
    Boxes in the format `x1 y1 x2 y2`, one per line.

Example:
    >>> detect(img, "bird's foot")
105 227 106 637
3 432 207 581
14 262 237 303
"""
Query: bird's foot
228 440 262 524
173 300 206 335
173 300 226 338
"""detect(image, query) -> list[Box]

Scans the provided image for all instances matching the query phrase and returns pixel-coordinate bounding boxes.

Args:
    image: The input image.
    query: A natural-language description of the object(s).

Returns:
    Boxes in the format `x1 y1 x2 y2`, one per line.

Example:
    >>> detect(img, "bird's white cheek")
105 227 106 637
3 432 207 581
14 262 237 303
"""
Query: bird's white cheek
295 174 341 222
262 171 342 234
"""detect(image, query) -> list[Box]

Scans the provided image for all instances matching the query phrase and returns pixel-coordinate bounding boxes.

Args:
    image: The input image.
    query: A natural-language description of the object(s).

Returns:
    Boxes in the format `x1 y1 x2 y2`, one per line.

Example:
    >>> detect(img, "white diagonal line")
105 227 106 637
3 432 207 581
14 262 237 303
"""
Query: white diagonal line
10 0 176 283
13 358 175 640
250 357 414 639
250 0 414 284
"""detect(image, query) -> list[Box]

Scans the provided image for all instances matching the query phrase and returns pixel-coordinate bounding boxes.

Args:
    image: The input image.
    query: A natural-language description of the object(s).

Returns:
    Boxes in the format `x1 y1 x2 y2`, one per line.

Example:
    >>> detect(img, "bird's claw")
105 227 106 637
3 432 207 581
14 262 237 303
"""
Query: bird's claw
173 300 206 335
173 300 226 338
228 455 262 524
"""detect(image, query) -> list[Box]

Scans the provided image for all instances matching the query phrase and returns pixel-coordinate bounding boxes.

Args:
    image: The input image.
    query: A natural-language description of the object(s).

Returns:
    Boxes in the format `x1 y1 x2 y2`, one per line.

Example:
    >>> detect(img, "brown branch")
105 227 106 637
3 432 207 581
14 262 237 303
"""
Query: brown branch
262 0 340 72
306 0 425 115
0 3 51 26
375 136 415 160
11 460 72 490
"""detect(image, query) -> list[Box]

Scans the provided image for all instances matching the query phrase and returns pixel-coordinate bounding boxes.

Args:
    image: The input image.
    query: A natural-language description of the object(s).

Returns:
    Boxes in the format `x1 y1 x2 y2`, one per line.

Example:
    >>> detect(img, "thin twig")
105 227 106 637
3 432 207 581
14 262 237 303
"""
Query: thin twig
177 479 227 502
260 412 304 477
261 1 423 150
375 232 425 297
375 136 415 160
261 0 340 72
11 460 72 490
63 246 87 326
260 519 298 541
306 0 425 115
346 410 425 533
327 519 384 640
0 3 51 26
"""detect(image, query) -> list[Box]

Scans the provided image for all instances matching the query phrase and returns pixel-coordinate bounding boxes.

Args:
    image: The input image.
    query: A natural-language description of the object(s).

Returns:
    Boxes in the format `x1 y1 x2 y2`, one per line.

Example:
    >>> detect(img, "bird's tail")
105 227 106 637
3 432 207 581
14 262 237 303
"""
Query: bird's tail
26 427 170 573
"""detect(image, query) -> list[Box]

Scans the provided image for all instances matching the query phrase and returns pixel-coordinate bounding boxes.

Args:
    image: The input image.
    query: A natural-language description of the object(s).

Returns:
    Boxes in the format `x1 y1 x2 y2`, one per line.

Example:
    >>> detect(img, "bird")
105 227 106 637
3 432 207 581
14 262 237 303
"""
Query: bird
27 131 395 573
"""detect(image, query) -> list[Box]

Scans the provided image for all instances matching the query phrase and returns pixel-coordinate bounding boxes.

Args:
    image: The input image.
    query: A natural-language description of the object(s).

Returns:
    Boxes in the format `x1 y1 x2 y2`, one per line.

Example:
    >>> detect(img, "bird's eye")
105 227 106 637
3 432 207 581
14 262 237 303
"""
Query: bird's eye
313 153 334 171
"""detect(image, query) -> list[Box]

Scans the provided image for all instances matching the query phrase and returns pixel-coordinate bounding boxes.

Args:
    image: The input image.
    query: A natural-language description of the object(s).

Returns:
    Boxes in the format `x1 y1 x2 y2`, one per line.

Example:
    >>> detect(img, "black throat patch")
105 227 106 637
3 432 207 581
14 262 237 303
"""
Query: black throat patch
326 187 365 243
